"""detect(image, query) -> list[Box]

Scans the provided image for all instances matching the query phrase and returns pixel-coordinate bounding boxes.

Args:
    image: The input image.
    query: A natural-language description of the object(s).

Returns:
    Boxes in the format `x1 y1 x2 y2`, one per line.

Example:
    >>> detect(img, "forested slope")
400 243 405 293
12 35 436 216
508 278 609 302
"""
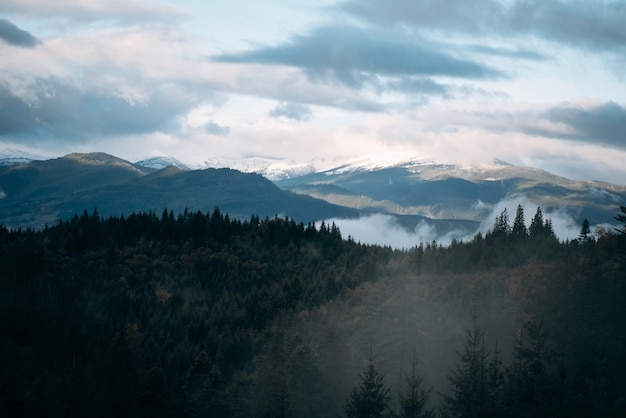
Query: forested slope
1 206 625 417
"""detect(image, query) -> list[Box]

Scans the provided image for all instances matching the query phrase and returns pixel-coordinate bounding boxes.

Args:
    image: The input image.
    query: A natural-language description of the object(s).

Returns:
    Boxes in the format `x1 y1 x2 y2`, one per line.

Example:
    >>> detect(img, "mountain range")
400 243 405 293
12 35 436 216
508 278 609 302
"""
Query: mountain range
1 151 624 239
0 153 357 229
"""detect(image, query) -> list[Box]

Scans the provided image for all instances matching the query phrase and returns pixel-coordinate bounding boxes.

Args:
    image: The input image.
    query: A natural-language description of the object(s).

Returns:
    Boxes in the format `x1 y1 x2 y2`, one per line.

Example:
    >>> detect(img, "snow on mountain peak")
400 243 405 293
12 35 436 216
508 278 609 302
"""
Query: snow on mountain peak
135 156 189 170
0 148 47 166
136 152 515 181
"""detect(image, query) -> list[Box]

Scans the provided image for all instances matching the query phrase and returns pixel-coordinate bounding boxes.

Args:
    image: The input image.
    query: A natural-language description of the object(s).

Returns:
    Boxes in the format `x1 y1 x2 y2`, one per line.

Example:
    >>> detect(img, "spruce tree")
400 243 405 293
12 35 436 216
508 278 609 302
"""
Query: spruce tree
511 204 528 239
485 342 504 417
529 207 545 237
492 208 511 238
399 356 434 418
344 356 394 418
614 205 626 234
441 312 488 418
579 218 591 242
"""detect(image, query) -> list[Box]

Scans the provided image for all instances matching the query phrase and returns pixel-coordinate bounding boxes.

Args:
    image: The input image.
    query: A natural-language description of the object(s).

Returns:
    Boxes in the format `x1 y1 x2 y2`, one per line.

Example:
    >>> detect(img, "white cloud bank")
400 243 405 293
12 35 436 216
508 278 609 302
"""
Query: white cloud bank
326 213 473 249
327 196 587 250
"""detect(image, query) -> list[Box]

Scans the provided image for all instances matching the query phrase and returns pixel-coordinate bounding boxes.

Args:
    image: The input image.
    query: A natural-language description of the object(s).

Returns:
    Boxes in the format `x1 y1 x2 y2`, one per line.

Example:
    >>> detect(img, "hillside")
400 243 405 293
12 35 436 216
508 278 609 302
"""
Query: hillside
275 159 626 228
0 153 358 228
1 207 625 417
2 152 624 243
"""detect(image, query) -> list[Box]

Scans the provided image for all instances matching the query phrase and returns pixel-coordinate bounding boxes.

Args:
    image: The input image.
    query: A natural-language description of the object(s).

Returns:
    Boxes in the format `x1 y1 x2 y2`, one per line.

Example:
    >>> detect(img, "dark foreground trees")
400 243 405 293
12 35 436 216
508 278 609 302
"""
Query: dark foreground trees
344 355 434 418
399 357 435 418
343 357 394 418
1 203 625 417
0 208 391 418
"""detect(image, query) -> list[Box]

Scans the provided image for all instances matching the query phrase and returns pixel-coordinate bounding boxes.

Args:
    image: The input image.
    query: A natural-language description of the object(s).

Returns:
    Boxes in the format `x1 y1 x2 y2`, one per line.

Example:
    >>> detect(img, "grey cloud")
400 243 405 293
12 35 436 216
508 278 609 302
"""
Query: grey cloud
385 77 451 97
0 79 209 142
213 25 502 87
269 102 312 121
508 0 626 52
0 1 184 25
342 0 503 34
342 0 626 54
0 18 40 47
484 100 626 149
205 121 230 136
543 101 626 148
221 67 387 113
468 44 545 61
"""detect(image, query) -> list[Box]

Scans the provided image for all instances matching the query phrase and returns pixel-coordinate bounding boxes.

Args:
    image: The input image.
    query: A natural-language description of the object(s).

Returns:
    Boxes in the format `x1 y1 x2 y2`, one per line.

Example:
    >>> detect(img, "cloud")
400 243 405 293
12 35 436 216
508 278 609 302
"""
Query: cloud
476 196 582 241
0 18 39 47
418 99 626 151
542 100 626 148
0 0 184 24
342 0 504 34
342 0 626 54
0 79 207 141
385 77 451 97
205 121 230 136
213 24 502 88
210 62 387 113
327 214 472 249
468 44 546 61
507 0 626 53
269 102 312 121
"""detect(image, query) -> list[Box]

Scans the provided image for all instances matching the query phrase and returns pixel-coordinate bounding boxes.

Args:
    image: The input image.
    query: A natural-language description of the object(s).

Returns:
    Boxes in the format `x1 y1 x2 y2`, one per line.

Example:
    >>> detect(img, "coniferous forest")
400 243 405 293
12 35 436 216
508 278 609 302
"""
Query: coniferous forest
1 206 626 417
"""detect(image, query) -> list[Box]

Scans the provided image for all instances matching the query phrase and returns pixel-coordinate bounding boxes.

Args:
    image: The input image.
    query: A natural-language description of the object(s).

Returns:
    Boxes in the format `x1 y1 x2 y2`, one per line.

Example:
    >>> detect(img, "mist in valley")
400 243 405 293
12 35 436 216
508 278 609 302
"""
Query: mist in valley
328 196 587 250
259 255 526 416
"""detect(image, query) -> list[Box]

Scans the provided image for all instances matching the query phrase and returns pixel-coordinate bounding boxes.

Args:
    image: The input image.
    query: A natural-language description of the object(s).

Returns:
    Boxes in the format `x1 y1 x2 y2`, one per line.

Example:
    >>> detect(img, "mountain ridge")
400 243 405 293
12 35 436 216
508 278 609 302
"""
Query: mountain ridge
1 151 624 239
0 152 360 229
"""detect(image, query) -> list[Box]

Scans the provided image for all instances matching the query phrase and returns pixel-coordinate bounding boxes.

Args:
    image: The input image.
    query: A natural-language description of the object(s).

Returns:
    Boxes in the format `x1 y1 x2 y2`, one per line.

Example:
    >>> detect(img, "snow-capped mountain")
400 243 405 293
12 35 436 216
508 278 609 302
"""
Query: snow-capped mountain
134 156 189 171
2 151 625 241
200 152 442 181
0 148 46 166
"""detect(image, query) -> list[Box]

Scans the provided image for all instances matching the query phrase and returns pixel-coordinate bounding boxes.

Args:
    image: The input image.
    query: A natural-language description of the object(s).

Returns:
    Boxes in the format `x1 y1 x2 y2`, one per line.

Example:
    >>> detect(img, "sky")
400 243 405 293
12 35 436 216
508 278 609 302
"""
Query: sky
1 0 626 184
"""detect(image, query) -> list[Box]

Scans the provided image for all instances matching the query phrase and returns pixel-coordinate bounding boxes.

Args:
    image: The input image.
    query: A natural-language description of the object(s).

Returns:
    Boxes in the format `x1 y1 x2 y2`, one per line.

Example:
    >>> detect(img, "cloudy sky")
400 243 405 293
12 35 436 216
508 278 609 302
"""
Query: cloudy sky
1 0 626 184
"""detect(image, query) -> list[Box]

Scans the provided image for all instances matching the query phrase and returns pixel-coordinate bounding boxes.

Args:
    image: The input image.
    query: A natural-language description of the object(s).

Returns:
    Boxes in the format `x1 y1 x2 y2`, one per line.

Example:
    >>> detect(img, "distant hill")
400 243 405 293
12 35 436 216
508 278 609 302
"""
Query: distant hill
275 159 626 228
0 148 45 167
134 156 189 171
0 153 358 228
2 152 624 235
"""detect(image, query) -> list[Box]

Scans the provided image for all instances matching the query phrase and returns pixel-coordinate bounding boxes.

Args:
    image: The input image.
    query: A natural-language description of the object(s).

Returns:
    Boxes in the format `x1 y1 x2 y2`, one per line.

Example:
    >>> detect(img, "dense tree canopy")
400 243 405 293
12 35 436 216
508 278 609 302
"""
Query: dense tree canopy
1 204 625 417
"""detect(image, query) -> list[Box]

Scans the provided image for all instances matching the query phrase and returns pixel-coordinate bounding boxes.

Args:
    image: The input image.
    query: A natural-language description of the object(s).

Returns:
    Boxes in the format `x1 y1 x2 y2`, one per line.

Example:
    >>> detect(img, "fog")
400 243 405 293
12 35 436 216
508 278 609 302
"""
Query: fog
280 256 521 415
327 197 584 250
326 213 473 249
475 196 582 241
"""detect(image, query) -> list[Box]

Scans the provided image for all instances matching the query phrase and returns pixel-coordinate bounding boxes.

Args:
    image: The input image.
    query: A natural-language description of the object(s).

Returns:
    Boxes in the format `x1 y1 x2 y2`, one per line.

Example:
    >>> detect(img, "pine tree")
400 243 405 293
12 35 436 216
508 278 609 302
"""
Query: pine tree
511 204 528 239
615 205 626 234
578 218 591 242
441 311 488 418
492 208 511 238
506 319 558 417
485 341 504 417
544 218 554 237
399 355 434 418
344 356 394 418
529 207 545 237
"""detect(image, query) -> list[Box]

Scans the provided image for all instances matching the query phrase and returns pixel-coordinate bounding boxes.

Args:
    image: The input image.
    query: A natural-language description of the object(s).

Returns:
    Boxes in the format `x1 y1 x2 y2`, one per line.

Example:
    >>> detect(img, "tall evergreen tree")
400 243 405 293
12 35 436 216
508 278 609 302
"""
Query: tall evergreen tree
511 205 528 239
529 207 545 237
544 218 555 237
578 218 591 242
492 208 511 238
615 205 626 234
485 342 504 417
399 355 434 418
344 356 394 418
505 319 559 417
441 311 488 418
